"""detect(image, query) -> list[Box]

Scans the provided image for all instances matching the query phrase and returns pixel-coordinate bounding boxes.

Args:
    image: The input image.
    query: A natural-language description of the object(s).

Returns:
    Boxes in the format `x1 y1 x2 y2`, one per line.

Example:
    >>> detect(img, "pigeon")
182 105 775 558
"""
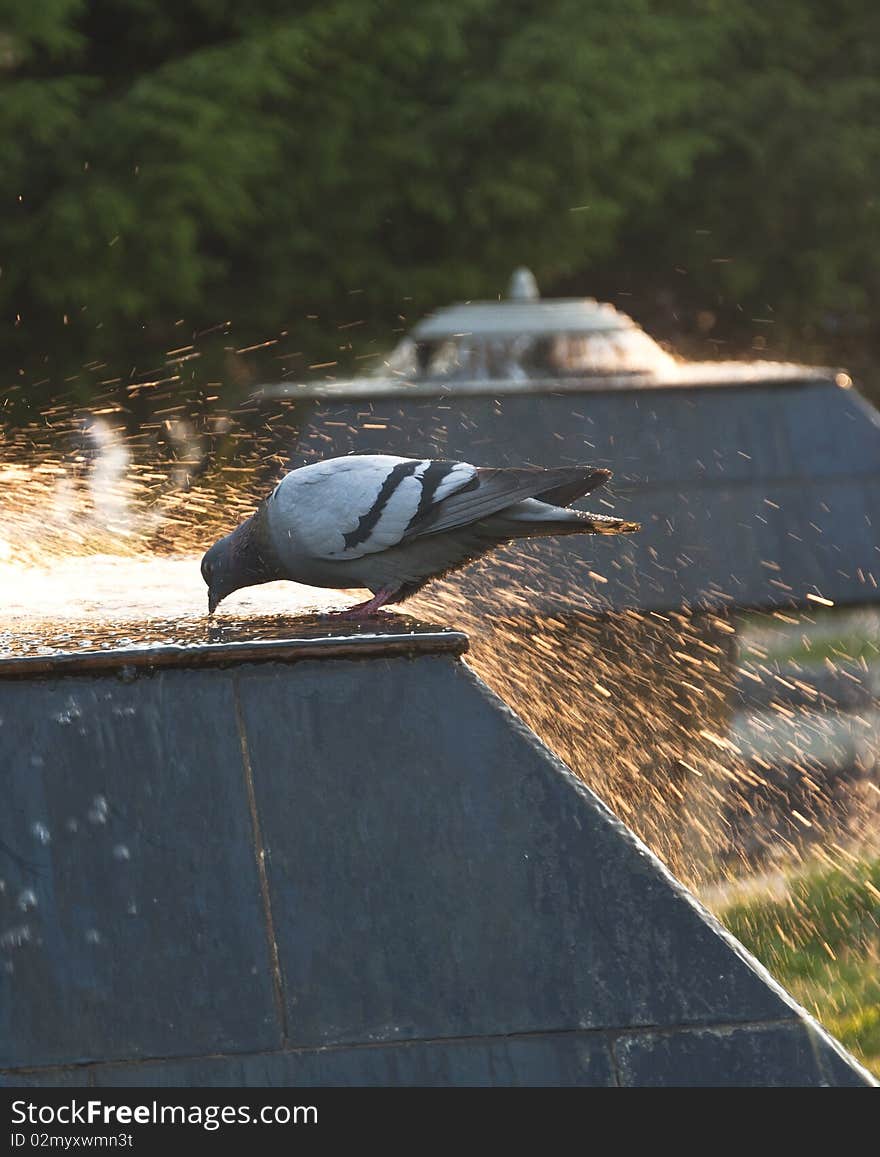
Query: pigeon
201 454 639 617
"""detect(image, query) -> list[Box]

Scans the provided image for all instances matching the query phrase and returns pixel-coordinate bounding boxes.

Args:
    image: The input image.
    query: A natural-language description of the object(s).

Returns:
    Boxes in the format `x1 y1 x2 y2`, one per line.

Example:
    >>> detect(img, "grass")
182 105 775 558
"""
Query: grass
736 607 880 667
715 857 880 1077
742 634 880 667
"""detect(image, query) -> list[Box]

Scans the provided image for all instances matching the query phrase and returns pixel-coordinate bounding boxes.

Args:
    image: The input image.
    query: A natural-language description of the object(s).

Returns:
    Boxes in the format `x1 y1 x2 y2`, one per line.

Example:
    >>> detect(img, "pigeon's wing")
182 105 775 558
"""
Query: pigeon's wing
273 454 479 560
402 465 612 540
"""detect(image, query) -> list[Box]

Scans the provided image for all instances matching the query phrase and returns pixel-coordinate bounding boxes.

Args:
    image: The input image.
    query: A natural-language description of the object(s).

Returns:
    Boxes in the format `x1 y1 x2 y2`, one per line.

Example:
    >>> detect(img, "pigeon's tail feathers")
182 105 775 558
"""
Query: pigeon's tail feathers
487 498 640 538
534 467 612 507
407 465 616 540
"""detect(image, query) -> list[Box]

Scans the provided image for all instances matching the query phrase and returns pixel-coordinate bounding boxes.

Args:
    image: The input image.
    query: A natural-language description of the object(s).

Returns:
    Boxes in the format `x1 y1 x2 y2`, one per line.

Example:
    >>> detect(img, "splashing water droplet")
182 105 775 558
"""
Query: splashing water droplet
30 821 51 845
17 889 37 912
88 795 109 824
53 697 82 726
112 844 130 861
0 924 31 951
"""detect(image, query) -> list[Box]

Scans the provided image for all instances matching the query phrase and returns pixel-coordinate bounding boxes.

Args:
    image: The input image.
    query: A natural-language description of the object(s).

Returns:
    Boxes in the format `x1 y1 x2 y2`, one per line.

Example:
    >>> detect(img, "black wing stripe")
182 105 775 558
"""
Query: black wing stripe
343 460 420 549
404 460 459 533
404 464 480 537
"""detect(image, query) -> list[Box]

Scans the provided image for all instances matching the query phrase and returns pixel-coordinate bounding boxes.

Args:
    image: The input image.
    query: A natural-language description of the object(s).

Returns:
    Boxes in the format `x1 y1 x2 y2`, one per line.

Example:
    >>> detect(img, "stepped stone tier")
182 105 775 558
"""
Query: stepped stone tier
260 271 880 613
0 625 873 1087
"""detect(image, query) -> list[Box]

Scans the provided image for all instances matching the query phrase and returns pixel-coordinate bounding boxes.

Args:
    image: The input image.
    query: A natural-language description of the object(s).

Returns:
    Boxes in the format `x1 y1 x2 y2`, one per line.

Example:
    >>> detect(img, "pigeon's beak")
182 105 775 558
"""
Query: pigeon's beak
208 589 219 615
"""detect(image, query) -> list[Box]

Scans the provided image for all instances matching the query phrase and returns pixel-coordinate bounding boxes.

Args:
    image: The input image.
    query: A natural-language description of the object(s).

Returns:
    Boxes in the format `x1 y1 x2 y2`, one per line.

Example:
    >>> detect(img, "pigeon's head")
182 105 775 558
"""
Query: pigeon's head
201 507 281 614
201 537 240 615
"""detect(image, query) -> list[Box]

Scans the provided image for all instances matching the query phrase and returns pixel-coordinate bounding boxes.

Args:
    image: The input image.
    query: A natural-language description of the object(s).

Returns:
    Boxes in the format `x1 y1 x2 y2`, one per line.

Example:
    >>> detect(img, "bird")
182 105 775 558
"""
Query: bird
201 453 639 617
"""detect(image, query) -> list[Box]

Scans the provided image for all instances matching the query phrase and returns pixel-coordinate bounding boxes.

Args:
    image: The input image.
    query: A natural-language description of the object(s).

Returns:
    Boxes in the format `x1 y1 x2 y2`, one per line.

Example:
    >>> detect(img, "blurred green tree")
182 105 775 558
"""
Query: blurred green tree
0 0 713 393
1 0 878 400
613 1 880 350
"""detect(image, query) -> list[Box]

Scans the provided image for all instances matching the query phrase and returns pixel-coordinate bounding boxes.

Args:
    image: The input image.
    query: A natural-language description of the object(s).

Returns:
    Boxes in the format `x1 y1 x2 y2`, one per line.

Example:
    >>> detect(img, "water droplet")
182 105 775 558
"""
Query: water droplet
88 795 109 824
111 705 136 718
53 697 82 726
112 844 130 861
84 928 102 945
65 817 79 833
126 901 138 916
3 960 14 974
30 821 51 845
29 754 45 768
16 889 37 913
0 924 31 950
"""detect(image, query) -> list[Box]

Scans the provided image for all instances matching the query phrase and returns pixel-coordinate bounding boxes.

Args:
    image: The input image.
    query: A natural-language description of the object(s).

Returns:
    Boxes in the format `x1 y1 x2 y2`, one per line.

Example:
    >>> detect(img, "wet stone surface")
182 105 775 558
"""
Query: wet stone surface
0 628 872 1084
0 669 280 1067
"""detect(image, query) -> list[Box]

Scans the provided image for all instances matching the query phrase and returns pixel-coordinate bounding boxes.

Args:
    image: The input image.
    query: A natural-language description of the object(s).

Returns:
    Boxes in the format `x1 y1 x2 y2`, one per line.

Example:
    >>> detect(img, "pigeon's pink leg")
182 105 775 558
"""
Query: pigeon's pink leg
327 586 399 620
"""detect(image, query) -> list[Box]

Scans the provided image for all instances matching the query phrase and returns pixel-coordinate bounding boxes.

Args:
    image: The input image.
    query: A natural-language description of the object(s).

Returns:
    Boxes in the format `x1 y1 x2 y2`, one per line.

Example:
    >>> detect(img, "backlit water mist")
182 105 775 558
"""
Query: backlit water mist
2 393 877 886
2 382 879 1070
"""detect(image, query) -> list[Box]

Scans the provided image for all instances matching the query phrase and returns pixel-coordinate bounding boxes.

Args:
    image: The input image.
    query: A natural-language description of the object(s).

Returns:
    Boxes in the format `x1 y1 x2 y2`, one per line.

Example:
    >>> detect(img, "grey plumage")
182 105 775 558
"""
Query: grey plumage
201 454 639 616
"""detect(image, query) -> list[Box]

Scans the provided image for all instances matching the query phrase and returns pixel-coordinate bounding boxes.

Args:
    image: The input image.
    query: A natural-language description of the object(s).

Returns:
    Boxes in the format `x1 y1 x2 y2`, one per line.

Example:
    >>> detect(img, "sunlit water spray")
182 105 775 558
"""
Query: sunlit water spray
2 396 878 896
2 385 880 1070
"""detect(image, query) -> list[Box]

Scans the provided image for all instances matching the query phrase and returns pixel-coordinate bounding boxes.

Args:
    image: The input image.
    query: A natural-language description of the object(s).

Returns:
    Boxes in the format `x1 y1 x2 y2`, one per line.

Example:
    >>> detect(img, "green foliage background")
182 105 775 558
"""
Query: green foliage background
1 0 879 400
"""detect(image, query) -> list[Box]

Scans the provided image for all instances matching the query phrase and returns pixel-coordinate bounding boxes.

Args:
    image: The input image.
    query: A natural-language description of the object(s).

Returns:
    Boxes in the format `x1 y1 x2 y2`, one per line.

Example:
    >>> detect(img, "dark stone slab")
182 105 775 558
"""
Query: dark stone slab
290 379 880 611
0 669 279 1067
294 380 860 485
238 655 795 1048
460 472 880 613
2 643 872 1086
614 1020 875 1087
574 473 880 611
90 1033 615 1087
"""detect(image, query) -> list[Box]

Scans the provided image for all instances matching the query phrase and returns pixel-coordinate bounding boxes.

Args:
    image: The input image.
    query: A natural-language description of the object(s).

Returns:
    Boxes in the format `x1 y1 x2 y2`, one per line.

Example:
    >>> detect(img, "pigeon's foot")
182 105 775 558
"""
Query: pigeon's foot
325 586 400 621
